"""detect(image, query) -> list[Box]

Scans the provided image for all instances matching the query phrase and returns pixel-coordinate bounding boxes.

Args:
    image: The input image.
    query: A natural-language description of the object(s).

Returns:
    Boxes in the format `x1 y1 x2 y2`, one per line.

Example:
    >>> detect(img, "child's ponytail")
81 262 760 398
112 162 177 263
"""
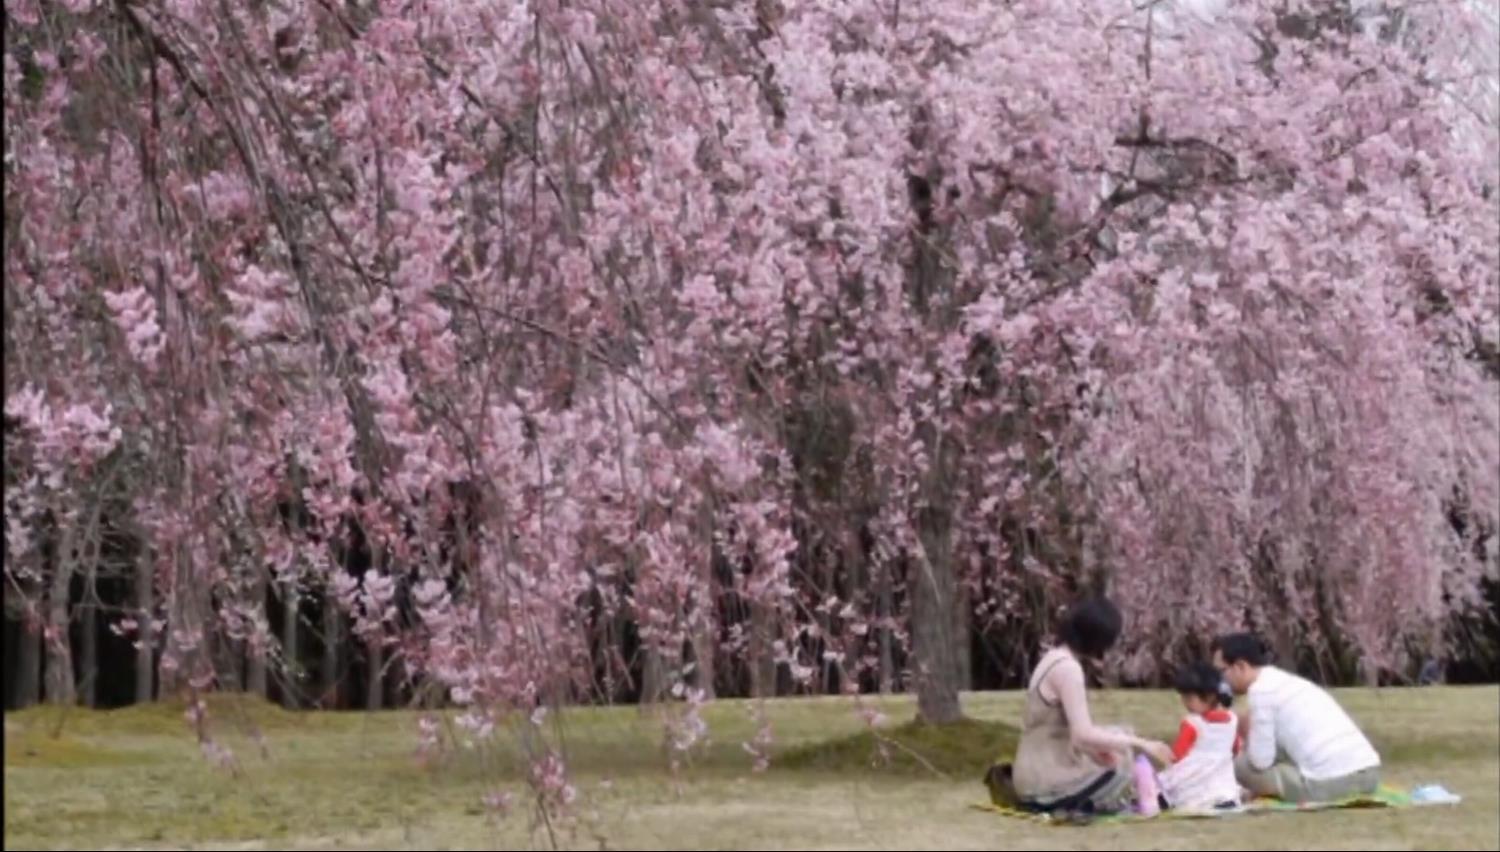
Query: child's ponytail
1215 678 1234 709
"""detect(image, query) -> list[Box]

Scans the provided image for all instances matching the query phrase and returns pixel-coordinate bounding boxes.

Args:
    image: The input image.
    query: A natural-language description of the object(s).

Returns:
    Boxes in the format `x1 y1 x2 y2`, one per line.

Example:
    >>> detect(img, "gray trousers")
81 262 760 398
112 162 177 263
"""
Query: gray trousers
1234 752 1380 803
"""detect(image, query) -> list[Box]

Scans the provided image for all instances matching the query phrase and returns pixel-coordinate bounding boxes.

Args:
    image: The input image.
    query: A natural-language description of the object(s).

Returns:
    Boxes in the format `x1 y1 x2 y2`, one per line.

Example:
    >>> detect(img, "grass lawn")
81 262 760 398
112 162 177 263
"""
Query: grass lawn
4 686 1497 850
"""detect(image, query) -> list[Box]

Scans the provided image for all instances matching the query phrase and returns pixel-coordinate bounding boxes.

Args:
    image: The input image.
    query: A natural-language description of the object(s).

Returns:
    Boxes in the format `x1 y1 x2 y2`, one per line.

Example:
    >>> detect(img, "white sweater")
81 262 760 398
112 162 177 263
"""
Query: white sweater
1246 666 1381 781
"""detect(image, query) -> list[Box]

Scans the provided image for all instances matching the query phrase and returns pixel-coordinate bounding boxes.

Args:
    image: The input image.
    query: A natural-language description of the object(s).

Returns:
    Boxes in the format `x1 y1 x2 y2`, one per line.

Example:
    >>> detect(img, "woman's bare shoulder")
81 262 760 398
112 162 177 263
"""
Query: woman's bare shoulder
1034 648 1085 698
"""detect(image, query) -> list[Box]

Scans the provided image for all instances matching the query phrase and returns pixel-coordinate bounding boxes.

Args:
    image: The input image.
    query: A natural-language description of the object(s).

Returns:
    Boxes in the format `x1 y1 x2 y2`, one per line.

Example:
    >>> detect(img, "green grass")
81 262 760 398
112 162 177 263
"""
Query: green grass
4 687 1497 850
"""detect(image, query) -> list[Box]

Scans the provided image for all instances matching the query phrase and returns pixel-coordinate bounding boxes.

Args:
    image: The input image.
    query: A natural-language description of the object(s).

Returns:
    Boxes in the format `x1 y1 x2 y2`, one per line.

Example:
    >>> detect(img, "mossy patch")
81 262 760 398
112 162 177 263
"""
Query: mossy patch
6 693 334 739
777 716 1020 778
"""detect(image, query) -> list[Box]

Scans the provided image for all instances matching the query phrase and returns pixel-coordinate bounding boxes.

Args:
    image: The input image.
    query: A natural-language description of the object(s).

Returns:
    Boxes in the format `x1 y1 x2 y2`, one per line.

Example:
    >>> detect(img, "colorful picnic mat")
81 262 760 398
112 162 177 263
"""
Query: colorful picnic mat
971 785 1444 826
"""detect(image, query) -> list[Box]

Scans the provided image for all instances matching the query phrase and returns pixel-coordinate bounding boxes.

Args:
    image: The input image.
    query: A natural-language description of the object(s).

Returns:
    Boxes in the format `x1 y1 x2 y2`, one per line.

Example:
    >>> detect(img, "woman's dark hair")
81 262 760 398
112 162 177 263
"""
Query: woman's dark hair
1212 633 1269 667
1174 660 1233 709
1057 596 1122 660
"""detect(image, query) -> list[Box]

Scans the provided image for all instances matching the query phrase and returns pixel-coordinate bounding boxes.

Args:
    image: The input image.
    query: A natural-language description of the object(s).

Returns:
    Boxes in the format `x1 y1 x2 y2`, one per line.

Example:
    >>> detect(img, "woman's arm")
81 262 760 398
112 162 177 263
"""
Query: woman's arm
1050 658 1175 766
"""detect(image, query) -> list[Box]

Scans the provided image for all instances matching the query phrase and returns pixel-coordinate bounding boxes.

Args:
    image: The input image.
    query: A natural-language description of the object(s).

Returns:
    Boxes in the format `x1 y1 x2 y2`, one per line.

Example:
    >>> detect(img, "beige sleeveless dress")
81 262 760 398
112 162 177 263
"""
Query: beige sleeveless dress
1012 648 1136 811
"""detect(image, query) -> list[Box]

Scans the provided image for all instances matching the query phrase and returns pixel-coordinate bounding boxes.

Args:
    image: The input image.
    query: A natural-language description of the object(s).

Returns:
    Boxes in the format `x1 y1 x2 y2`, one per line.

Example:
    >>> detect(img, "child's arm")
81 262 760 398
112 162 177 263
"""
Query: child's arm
1169 719 1196 763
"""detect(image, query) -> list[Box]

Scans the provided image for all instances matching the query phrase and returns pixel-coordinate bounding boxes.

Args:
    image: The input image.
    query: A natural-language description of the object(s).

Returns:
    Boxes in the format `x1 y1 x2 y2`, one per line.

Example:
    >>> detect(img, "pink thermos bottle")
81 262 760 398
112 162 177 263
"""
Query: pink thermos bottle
1133 754 1161 817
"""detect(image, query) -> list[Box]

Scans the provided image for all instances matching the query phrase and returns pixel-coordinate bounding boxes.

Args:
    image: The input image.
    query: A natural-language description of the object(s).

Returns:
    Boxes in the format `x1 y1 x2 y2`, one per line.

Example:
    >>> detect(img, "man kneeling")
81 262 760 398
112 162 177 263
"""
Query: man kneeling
1212 633 1381 803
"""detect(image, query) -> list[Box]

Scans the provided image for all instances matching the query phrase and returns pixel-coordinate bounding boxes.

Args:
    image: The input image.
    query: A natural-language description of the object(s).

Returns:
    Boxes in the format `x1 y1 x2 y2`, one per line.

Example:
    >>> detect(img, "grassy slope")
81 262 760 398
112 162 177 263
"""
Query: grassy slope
4 687 1497 851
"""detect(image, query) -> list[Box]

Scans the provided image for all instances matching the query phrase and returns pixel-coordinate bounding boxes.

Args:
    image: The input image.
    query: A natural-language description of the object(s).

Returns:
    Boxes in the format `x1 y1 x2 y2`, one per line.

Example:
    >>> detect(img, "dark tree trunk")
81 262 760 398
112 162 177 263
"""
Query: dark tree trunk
321 600 342 708
366 637 384 711
912 511 963 724
750 603 778 698
44 525 77 706
282 581 299 708
16 618 42 708
135 548 155 704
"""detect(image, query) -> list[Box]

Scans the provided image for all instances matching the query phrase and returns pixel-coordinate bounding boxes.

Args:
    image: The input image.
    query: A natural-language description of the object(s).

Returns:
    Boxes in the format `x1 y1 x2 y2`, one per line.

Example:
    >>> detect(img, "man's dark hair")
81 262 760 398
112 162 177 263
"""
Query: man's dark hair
1057 596 1122 659
1211 632 1269 667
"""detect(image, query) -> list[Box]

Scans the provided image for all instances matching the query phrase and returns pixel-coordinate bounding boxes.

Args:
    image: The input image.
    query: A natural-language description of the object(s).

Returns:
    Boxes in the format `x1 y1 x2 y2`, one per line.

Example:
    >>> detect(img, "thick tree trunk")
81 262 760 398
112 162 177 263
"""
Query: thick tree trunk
245 647 268 697
157 615 180 698
911 433 963 724
16 617 42 708
214 621 244 691
77 506 106 706
841 534 864 694
954 581 973 693
135 548 155 704
692 513 718 700
904 156 963 724
282 581 299 708
245 568 268 698
820 558 841 695
156 545 197 700
321 600 342 708
910 530 963 724
44 525 77 706
79 596 98 707
749 603 778 699
878 563 895 695
366 637 385 711
388 651 411 709
639 646 665 706
692 625 717 699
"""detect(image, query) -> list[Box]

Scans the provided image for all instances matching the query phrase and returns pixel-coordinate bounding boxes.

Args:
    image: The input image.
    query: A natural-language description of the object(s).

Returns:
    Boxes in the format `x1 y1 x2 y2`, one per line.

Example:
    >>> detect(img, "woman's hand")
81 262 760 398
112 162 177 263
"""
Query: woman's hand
1138 740 1176 767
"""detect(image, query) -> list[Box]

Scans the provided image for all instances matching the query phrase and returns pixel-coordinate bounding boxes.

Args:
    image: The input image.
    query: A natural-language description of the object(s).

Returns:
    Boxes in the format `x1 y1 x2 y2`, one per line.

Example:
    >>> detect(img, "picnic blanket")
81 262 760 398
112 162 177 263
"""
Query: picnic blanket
971 785 1442 826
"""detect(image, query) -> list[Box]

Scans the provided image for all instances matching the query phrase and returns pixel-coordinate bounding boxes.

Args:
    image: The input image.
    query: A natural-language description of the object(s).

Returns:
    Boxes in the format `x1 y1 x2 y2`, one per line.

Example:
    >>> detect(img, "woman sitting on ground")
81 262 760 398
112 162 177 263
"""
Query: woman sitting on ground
988 596 1174 814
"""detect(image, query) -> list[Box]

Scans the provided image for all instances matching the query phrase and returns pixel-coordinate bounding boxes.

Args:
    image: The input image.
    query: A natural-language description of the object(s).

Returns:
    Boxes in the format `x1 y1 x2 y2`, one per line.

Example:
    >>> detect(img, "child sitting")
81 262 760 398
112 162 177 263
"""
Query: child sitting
1157 661 1243 812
